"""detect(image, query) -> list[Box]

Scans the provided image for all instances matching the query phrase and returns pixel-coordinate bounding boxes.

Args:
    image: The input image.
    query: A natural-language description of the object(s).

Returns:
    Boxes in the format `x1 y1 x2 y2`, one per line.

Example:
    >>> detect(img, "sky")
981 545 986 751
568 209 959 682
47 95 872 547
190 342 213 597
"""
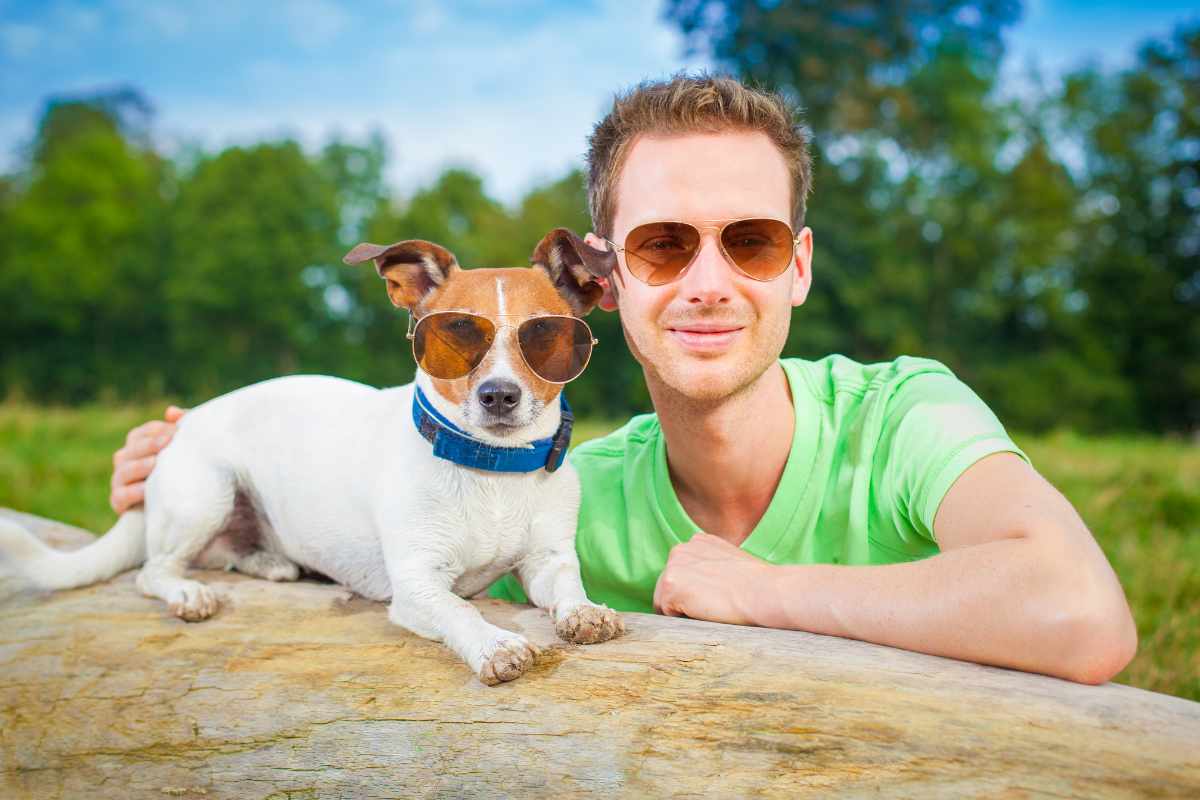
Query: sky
1 0 1196 205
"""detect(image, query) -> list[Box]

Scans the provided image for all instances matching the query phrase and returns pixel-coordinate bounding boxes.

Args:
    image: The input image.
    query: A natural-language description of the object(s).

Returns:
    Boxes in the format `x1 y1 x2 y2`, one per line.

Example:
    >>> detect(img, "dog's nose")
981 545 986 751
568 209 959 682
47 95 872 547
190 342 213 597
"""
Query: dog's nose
477 379 522 415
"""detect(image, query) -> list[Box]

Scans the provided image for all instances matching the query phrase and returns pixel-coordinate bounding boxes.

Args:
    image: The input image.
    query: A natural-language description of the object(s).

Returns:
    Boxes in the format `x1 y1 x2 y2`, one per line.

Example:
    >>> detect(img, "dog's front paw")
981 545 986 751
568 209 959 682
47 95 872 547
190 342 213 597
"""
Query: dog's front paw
167 581 220 622
556 603 625 645
478 635 539 686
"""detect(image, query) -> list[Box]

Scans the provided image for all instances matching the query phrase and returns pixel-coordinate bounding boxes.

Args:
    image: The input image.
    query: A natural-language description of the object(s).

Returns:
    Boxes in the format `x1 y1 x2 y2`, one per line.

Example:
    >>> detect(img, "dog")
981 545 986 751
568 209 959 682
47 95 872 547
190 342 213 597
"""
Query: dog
0 228 624 685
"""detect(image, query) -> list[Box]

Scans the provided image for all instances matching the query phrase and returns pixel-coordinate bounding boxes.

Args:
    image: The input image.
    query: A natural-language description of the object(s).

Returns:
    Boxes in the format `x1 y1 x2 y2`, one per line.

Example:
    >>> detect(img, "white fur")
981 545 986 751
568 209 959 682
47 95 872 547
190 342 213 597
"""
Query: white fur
0 282 620 684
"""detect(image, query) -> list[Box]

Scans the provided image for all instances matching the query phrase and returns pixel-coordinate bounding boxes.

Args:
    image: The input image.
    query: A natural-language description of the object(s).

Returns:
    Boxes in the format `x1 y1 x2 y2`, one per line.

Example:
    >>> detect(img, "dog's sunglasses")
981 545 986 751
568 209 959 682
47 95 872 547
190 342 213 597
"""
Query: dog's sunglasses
407 311 598 384
603 218 802 286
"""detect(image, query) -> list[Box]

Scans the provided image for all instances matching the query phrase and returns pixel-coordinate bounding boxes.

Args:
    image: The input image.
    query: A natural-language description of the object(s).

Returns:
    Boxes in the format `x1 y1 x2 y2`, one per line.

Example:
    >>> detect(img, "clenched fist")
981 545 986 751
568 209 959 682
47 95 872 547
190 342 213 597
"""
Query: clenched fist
652 532 777 626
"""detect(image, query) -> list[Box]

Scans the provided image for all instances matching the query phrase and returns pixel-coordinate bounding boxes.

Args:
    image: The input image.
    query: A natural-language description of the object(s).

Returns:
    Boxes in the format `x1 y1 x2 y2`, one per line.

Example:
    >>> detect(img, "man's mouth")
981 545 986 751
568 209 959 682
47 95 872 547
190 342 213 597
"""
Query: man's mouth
665 323 746 351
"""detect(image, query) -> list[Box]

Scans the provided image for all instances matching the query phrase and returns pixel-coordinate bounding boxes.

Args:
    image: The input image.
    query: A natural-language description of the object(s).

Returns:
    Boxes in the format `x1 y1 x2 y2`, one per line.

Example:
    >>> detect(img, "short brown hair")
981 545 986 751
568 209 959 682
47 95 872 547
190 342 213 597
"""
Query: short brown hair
586 72 813 239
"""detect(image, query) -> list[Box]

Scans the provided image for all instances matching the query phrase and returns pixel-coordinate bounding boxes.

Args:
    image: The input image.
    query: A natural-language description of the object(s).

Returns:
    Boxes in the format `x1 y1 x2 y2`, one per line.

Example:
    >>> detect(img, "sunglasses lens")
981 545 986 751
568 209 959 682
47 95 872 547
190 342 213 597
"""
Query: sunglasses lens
517 316 594 383
721 218 795 280
623 222 702 285
413 312 495 379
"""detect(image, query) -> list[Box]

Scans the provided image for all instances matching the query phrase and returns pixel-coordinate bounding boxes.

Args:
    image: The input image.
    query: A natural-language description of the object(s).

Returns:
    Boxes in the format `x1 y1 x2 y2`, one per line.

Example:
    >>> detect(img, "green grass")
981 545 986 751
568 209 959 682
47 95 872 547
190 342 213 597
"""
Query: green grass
1 402 1196 701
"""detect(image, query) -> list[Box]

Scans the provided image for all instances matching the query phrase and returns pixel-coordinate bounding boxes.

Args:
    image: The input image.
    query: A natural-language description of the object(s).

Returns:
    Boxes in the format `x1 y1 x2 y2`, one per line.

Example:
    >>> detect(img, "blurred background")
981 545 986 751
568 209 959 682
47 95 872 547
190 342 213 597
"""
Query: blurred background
0 1 1197 698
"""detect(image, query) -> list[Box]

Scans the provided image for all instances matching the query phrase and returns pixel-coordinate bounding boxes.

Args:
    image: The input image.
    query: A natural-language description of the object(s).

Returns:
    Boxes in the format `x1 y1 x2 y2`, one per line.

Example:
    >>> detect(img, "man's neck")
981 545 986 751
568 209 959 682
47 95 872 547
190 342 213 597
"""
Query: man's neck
650 361 796 546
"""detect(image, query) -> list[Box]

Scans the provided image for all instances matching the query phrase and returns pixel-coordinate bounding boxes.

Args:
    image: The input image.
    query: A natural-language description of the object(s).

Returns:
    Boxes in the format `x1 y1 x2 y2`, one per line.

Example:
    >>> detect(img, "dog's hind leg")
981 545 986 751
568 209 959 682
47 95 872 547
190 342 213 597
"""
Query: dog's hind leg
232 550 300 582
136 456 236 622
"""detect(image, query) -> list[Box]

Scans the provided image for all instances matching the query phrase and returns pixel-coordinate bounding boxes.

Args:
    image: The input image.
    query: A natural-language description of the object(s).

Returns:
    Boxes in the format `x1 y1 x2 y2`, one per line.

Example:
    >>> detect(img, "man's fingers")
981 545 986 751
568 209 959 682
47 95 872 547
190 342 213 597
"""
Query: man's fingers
123 419 174 447
109 484 145 515
113 456 156 488
113 431 172 466
164 405 188 422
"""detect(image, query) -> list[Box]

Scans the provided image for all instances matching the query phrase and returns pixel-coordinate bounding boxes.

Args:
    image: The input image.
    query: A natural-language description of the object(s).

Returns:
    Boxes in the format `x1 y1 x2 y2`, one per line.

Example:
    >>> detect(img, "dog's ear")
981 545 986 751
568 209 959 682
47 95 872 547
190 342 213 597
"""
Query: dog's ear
530 228 615 316
343 240 459 309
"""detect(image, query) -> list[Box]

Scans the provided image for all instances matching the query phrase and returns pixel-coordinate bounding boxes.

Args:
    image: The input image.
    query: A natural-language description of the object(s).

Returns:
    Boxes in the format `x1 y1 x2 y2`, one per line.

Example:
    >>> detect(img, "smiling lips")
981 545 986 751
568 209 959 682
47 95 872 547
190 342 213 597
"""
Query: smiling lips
665 322 746 351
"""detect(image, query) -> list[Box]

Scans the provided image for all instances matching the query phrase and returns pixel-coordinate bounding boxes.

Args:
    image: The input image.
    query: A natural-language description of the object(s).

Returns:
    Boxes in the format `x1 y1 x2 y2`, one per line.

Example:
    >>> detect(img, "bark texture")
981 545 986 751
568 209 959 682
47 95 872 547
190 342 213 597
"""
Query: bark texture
1 508 1198 799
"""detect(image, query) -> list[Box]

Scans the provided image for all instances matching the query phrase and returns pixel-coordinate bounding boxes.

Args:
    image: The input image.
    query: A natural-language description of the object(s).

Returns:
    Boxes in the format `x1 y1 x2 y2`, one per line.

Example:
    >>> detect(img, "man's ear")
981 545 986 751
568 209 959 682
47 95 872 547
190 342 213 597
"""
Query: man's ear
530 228 616 316
343 240 459 310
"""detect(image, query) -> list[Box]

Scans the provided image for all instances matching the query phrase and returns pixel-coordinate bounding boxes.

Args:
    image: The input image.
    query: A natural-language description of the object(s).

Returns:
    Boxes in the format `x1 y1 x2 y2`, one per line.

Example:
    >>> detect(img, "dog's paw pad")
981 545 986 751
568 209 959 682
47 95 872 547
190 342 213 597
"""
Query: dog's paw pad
168 583 219 622
556 604 625 644
478 637 539 686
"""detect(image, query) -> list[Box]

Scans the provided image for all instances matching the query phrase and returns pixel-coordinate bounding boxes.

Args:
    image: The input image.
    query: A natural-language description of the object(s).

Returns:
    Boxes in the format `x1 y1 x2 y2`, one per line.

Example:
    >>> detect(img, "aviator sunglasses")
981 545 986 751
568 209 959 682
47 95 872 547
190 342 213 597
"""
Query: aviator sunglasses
407 311 598 384
603 218 802 286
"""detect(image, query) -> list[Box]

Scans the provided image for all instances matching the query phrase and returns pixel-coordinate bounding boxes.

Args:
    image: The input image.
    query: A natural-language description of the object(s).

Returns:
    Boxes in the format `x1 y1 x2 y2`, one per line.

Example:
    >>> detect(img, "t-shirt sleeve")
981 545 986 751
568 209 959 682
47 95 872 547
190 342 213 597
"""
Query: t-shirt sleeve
874 368 1030 546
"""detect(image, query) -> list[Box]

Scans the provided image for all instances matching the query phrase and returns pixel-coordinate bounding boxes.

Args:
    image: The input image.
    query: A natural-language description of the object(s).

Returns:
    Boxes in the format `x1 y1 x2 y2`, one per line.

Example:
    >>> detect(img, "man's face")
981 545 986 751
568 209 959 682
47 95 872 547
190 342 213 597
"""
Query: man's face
587 131 813 403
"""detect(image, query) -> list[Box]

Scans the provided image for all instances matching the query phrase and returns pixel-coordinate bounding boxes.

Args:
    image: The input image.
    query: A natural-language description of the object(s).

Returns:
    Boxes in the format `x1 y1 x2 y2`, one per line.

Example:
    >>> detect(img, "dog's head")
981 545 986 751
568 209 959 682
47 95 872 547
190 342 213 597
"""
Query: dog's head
343 228 614 442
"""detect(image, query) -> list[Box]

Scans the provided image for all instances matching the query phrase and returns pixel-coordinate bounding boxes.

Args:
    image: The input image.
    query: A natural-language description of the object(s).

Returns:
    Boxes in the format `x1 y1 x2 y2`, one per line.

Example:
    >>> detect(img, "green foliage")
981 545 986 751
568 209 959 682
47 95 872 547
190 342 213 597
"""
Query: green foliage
667 2 1198 434
0 17 1196 433
0 91 170 401
166 142 340 394
1 403 1194 700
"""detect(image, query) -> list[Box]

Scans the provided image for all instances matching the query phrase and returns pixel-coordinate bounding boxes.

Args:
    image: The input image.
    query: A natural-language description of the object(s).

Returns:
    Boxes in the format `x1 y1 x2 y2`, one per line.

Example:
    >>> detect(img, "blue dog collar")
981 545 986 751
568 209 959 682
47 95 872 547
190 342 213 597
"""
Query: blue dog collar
412 386 573 473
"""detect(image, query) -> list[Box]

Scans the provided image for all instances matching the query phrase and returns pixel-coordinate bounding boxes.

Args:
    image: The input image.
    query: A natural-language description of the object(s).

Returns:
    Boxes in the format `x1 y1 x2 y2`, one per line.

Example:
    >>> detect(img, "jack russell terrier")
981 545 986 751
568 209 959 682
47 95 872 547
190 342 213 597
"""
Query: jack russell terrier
0 228 624 685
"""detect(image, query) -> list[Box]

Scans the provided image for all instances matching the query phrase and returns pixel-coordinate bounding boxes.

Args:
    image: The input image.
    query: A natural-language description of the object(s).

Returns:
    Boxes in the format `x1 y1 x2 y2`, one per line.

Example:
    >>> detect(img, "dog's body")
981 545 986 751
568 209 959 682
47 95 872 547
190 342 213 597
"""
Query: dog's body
0 230 623 684
149 373 575 605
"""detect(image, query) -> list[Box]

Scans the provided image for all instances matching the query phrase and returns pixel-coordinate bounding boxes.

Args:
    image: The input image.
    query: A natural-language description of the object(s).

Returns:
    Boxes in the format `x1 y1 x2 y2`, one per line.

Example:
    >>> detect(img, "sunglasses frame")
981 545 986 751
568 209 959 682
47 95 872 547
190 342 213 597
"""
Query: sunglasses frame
602 217 803 286
406 310 599 385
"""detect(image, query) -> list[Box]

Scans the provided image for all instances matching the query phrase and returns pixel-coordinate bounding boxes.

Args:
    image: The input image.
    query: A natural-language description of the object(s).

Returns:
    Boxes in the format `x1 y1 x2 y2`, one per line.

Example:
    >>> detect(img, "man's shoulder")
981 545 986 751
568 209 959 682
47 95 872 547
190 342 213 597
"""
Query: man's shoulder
781 353 962 406
569 412 660 473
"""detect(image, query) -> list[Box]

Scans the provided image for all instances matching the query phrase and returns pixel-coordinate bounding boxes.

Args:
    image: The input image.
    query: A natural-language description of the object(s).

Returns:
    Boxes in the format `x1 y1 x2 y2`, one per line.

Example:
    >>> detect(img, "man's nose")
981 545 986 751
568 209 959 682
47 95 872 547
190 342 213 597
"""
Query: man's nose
477 379 522 415
677 234 734 305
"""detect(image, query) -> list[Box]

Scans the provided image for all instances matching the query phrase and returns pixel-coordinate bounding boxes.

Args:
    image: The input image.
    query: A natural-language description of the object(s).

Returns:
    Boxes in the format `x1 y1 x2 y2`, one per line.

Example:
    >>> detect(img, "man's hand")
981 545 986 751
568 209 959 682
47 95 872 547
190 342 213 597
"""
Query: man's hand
110 405 188 514
652 533 776 625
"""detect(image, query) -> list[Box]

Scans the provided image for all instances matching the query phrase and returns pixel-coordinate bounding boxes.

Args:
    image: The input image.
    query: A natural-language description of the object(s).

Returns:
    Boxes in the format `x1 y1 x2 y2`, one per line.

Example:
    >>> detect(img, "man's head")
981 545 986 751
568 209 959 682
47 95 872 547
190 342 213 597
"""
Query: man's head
582 74 815 403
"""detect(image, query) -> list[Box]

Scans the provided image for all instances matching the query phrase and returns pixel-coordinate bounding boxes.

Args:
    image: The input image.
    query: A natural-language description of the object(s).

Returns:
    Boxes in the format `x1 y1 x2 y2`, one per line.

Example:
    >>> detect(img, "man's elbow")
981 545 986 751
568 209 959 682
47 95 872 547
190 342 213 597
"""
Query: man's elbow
1054 593 1139 685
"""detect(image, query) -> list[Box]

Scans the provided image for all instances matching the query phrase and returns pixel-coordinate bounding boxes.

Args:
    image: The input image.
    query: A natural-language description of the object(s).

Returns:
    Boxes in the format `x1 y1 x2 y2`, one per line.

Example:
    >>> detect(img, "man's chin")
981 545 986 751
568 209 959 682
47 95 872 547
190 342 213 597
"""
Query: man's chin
654 357 762 403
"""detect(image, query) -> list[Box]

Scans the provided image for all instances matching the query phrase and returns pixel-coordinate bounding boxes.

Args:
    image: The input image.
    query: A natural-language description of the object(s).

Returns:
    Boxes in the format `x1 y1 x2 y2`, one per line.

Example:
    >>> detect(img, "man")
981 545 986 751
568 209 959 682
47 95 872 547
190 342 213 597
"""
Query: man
110 75 1137 685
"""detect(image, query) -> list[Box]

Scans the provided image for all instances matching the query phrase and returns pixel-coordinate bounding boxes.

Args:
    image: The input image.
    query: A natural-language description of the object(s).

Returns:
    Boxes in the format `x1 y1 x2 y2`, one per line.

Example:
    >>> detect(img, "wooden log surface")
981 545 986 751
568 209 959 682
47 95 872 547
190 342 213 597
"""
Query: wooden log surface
1 508 1198 799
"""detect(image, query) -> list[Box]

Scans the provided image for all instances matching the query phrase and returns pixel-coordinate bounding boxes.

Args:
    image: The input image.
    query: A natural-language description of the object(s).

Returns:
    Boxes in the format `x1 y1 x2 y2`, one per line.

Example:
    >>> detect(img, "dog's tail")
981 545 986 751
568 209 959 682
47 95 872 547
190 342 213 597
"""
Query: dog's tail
0 511 147 591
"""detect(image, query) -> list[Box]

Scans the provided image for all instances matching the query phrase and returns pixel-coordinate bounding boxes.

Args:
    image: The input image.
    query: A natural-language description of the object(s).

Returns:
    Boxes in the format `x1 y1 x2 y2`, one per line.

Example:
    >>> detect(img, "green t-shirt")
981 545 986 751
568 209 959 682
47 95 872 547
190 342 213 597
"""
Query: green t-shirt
490 354 1028 612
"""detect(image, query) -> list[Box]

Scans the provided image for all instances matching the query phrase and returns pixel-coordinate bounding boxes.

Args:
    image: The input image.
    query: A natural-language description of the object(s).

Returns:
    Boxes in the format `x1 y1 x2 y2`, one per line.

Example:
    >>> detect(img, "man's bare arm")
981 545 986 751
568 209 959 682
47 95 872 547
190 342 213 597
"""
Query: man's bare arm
653 452 1138 684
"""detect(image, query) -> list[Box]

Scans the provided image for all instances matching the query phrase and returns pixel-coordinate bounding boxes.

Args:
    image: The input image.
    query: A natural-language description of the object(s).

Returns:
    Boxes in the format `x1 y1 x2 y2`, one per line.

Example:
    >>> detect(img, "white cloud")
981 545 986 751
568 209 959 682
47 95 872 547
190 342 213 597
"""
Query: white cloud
136 4 191 39
53 1 103 37
282 0 353 50
0 0 712 204
0 22 42 59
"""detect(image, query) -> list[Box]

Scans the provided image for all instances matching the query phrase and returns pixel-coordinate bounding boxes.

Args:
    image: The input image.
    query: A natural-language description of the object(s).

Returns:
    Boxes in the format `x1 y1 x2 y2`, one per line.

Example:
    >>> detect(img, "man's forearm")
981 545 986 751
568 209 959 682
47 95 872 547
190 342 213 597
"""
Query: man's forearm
751 535 1137 684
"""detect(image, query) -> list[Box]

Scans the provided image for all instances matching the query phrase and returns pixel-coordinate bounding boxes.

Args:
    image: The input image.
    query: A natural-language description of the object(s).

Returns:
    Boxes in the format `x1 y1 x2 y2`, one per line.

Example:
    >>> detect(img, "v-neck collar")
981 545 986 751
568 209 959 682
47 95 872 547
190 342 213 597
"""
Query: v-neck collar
649 359 821 559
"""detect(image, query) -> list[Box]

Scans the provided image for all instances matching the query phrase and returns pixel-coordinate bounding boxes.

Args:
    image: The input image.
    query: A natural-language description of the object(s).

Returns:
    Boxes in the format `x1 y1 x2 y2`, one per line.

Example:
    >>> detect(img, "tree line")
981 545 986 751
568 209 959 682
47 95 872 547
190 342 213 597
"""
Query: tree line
0 4 1196 433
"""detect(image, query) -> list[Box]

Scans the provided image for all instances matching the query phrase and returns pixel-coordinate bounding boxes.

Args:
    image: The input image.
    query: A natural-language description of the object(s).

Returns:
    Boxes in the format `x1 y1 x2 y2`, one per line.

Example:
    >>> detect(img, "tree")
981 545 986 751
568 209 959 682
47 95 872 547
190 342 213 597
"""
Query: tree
0 90 169 401
165 142 340 397
1058 25 1200 433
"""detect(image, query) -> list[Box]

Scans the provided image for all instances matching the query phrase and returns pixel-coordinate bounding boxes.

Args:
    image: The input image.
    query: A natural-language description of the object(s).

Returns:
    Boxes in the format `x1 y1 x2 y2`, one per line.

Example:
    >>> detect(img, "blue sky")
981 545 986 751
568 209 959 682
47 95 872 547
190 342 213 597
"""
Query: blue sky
1 0 1196 204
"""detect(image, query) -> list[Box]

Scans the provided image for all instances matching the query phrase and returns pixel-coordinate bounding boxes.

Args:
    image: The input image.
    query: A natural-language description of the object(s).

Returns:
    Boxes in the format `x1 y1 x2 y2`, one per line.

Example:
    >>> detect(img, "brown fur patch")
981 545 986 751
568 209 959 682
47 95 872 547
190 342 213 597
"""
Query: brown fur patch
530 227 612 316
343 240 459 310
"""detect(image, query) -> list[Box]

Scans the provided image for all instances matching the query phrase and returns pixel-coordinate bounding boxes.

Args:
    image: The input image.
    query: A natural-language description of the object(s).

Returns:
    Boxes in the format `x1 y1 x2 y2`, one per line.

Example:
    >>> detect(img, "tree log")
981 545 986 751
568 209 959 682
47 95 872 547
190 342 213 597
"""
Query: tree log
1 509 1197 799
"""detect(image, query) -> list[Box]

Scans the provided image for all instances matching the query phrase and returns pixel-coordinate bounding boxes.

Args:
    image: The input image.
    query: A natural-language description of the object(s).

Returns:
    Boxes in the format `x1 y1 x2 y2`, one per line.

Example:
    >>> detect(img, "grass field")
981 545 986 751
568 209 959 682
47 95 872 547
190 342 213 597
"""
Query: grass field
1 400 1196 701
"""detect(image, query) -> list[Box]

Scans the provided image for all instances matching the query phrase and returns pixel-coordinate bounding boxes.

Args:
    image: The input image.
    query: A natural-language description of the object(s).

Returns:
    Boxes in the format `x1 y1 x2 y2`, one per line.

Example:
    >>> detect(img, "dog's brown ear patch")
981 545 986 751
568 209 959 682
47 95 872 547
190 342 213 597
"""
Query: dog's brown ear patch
344 240 459 310
530 228 614 316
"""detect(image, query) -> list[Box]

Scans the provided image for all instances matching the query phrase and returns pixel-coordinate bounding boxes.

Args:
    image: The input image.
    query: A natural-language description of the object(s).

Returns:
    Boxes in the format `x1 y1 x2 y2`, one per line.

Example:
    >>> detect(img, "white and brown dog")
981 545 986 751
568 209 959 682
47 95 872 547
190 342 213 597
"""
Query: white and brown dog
0 228 623 685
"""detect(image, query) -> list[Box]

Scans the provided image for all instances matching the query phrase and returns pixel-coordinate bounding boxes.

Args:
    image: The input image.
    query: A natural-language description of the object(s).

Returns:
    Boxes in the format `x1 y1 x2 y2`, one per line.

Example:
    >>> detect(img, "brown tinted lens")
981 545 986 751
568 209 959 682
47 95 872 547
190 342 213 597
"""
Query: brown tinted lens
720 218 794 280
517 316 593 383
413 312 495 379
624 222 701 285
